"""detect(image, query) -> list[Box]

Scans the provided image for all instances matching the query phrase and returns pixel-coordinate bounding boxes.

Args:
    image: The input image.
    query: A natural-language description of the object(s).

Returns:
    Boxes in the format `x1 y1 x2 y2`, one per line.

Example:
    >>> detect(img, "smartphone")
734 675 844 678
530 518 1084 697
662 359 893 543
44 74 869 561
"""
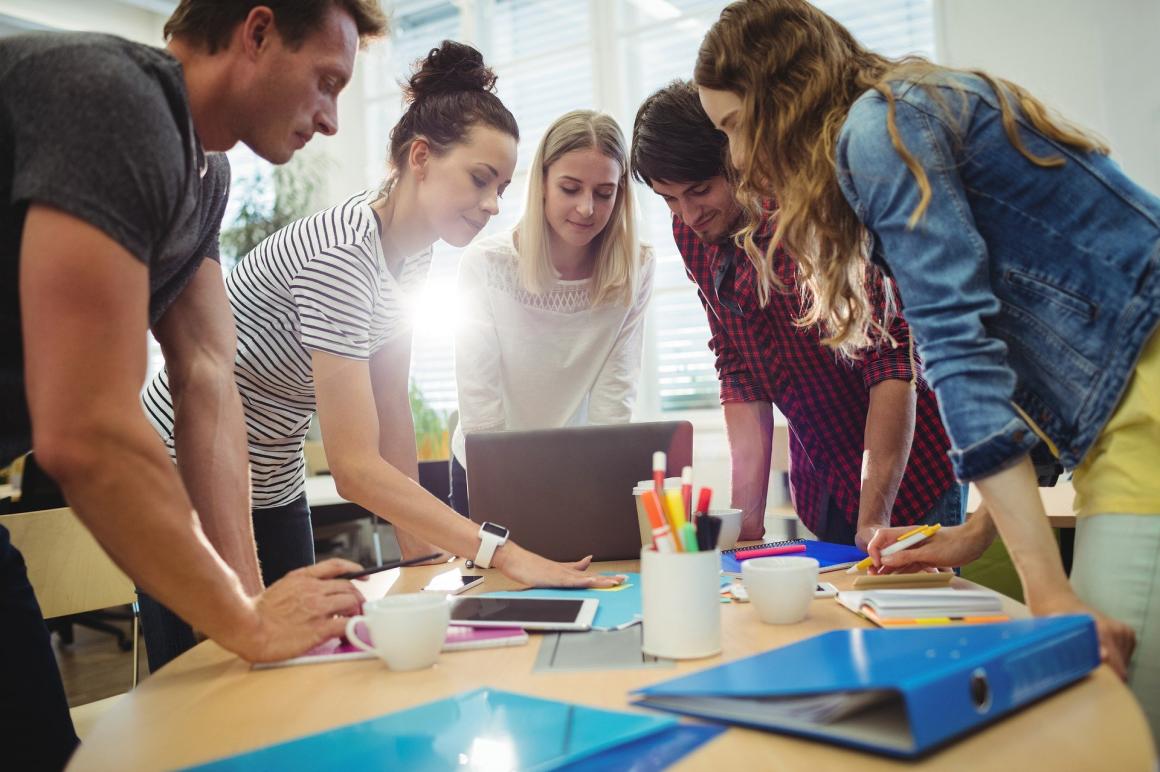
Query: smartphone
423 570 484 596
815 582 838 598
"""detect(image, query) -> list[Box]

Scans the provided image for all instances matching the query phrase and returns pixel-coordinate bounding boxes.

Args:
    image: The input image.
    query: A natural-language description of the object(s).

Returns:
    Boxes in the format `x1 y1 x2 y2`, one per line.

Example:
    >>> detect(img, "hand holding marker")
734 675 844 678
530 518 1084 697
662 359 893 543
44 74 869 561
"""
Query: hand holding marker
848 524 942 574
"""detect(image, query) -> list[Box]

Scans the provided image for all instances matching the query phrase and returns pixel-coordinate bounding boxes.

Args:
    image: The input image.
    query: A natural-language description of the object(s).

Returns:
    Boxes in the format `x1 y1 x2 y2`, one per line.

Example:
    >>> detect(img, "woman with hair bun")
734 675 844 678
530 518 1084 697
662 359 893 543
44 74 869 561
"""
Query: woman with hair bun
449 110 654 517
141 41 623 671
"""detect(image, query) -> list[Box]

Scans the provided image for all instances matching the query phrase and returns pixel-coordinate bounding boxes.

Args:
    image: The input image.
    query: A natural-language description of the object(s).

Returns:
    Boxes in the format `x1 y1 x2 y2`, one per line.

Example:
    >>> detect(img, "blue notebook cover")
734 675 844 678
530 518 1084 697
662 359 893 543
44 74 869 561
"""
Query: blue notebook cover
634 615 1099 758
480 573 730 631
720 539 867 575
185 688 677 772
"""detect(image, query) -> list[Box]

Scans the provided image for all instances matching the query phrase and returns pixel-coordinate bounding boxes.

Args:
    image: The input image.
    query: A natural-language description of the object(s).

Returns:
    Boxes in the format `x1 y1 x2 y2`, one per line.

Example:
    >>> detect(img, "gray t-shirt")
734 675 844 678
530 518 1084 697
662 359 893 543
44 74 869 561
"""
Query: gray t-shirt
0 32 230 465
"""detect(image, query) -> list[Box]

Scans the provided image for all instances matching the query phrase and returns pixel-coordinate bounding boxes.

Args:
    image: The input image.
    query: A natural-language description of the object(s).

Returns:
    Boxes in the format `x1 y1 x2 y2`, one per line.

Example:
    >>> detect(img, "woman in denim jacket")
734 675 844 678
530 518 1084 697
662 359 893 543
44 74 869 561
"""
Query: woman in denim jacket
694 0 1160 729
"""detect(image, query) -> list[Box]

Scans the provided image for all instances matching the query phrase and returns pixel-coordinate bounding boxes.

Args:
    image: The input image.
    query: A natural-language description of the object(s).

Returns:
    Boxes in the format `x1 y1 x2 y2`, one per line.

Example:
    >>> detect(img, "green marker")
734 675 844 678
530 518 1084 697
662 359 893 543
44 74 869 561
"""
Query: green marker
678 522 699 553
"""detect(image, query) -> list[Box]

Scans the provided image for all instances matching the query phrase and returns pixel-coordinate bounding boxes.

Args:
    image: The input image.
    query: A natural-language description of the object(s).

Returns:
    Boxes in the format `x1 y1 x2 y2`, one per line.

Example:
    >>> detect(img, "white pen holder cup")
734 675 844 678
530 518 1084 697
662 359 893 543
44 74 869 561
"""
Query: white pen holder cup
344 593 451 671
640 547 721 659
633 477 682 547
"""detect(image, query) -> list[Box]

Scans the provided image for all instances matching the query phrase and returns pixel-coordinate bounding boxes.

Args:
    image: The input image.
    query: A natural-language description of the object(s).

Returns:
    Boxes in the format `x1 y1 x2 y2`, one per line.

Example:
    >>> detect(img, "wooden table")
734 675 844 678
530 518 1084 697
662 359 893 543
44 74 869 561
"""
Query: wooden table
70 561 1156 771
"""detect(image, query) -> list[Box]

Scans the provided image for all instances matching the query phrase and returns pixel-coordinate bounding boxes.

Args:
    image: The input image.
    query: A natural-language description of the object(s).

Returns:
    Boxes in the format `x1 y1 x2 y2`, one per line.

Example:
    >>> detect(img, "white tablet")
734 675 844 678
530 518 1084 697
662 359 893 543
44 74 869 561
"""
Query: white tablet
449 597 598 631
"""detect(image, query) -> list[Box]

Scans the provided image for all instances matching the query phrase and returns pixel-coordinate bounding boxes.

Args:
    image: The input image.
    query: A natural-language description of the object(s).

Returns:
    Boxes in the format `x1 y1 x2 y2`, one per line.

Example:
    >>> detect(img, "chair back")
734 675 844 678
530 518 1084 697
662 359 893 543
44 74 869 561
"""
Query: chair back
1 507 135 618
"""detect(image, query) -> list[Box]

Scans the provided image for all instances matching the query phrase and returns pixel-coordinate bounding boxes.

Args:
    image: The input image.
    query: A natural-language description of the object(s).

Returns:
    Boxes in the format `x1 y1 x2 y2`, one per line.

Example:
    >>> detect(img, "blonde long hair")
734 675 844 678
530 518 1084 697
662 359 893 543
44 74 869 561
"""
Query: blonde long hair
695 0 1108 356
518 110 641 306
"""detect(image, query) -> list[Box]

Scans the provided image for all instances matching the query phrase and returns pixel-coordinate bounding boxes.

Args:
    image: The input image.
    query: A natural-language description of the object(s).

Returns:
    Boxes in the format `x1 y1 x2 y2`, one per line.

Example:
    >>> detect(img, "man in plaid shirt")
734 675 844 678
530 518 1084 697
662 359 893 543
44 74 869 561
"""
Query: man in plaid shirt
630 81 961 548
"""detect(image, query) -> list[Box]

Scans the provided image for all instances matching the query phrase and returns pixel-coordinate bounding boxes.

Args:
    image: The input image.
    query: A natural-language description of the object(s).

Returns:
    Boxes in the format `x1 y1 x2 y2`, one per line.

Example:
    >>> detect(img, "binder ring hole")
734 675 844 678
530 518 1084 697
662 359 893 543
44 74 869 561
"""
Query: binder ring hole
970 668 992 713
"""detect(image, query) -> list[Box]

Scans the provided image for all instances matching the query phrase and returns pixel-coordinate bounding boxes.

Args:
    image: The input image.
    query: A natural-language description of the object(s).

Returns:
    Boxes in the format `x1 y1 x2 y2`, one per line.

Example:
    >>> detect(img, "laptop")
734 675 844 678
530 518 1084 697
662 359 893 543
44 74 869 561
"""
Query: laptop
465 421 693 562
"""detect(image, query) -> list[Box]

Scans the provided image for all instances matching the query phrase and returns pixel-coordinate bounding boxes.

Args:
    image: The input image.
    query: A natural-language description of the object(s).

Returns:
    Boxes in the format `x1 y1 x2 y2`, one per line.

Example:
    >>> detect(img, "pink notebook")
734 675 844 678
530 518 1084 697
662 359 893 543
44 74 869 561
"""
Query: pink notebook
253 625 528 669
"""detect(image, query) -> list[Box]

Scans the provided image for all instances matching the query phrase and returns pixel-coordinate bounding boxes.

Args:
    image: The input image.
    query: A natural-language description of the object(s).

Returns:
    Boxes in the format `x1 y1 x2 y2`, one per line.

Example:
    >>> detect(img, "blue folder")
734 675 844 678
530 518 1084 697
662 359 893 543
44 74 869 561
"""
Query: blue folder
185 688 685 771
720 539 867 575
634 615 1099 758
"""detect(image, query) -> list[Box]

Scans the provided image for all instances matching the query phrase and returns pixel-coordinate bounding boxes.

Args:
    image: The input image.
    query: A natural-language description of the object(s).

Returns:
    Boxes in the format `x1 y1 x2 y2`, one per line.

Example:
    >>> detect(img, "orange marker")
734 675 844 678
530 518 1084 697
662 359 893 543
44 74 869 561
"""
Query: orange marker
641 489 677 552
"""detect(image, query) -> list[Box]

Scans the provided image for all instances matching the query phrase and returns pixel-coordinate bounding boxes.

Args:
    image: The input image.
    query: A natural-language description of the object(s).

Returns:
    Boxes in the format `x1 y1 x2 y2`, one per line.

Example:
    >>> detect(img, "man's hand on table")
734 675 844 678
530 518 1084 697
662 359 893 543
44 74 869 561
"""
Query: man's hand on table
492 543 626 588
225 558 365 663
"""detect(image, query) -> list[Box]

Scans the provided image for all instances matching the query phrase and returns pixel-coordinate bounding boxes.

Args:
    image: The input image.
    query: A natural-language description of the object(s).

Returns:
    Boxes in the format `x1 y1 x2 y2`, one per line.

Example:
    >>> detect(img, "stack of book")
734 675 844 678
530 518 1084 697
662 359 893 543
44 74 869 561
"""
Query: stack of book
837 588 1009 627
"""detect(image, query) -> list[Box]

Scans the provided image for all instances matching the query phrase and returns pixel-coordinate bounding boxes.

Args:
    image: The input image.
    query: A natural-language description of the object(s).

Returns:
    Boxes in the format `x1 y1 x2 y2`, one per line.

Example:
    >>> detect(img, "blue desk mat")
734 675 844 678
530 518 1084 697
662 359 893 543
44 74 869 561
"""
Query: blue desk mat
480 572 731 631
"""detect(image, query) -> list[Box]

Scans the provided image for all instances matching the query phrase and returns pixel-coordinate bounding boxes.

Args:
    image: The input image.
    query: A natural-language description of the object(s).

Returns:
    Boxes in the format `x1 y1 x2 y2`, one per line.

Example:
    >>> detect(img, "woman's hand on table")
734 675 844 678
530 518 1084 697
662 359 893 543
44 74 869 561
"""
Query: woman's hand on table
493 543 626 588
229 558 365 663
1034 591 1136 680
395 527 451 565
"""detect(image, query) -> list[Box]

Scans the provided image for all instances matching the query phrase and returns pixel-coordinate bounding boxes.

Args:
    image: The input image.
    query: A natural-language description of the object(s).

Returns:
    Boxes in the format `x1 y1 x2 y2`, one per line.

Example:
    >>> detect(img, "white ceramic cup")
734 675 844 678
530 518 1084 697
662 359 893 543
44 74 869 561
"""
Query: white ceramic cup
640 547 721 659
344 593 451 671
710 508 743 550
742 556 819 625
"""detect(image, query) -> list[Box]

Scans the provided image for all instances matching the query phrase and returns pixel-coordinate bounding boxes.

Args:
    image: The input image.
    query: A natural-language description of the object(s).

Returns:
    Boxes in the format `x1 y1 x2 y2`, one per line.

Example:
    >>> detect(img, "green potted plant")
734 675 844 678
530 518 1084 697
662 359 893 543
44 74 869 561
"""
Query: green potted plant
410 380 449 461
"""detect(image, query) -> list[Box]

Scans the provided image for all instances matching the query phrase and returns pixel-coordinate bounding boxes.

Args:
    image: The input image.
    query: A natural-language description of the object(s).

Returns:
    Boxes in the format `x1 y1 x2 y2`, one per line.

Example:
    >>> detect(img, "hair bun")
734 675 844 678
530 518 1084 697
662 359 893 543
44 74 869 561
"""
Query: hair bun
405 40 497 103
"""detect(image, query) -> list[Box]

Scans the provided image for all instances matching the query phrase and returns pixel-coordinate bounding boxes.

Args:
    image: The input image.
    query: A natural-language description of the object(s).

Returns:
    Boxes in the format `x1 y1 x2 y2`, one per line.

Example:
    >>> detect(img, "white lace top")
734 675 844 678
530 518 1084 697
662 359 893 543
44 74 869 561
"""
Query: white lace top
452 226 655 466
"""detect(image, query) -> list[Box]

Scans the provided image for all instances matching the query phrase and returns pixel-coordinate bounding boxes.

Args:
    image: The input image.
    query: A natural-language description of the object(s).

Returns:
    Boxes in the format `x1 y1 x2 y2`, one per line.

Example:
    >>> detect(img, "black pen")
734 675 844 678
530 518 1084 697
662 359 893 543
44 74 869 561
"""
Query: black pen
338 552 445 580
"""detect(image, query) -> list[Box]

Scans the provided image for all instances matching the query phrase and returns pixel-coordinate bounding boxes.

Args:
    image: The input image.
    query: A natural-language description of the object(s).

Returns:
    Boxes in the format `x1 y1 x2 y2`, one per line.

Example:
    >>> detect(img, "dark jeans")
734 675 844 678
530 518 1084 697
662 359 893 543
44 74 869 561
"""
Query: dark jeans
814 483 967 545
0 523 79 771
138 493 315 672
449 456 470 518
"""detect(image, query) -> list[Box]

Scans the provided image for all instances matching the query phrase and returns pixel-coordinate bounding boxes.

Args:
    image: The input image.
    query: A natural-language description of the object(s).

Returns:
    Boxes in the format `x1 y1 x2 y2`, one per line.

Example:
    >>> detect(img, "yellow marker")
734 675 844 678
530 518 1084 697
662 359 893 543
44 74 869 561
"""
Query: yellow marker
663 489 687 551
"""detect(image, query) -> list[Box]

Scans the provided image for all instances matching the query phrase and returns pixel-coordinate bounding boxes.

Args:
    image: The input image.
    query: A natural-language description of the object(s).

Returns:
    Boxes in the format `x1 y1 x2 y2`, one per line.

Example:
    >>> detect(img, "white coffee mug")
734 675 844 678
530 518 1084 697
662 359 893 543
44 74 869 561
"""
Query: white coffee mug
710 508 743 550
742 556 819 625
345 593 451 671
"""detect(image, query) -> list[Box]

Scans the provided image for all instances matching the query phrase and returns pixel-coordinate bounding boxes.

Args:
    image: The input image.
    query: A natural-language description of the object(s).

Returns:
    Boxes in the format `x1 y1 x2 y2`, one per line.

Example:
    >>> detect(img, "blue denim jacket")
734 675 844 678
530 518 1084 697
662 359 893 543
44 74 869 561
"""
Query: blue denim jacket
836 73 1160 481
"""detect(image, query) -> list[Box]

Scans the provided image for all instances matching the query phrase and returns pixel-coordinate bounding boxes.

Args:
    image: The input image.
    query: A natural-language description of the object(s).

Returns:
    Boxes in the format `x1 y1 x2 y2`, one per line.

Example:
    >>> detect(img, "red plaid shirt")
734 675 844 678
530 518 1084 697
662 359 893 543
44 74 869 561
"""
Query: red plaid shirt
672 216 956 534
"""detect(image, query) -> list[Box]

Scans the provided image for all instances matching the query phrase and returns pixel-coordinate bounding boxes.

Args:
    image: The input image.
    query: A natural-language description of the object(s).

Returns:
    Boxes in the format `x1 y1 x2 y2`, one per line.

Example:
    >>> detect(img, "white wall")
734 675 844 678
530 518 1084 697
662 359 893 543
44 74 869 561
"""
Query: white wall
937 0 1160 195
0 0 165 43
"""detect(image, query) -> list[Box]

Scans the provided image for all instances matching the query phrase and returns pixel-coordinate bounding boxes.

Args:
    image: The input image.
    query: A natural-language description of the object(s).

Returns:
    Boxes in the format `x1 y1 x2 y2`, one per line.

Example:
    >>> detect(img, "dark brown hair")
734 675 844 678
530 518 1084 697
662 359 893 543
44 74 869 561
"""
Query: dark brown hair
630 80 729 187
695 0 1107 355
164 0 387 53
388 40 519 173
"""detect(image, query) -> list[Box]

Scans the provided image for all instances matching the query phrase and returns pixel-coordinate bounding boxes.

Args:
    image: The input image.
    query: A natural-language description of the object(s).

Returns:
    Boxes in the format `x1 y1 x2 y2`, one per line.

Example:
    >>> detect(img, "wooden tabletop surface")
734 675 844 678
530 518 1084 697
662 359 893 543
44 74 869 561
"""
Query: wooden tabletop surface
69 559 1155 771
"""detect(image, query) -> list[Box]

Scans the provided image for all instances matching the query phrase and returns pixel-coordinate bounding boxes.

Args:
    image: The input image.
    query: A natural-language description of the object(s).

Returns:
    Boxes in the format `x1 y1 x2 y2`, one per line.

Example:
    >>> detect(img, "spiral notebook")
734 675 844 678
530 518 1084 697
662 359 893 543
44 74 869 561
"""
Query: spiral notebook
720 539 867 576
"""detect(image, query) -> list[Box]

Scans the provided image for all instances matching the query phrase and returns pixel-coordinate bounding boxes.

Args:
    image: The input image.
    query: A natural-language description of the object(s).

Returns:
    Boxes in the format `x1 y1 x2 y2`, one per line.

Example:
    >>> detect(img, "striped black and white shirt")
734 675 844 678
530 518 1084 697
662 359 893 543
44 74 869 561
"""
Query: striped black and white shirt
142 189 432 509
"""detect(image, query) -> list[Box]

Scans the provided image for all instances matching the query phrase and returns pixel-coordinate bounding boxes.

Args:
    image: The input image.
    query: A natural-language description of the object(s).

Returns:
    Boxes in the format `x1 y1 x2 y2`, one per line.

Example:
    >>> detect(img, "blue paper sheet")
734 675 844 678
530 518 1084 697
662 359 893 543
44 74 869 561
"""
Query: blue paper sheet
481 573 731 631
184 688 676 772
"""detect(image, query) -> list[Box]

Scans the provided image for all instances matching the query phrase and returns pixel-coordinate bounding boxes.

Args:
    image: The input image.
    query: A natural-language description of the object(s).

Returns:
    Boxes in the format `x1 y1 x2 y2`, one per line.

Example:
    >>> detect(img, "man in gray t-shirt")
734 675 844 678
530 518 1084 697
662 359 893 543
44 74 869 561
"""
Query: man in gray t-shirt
0 2 385 768
0 33 232 463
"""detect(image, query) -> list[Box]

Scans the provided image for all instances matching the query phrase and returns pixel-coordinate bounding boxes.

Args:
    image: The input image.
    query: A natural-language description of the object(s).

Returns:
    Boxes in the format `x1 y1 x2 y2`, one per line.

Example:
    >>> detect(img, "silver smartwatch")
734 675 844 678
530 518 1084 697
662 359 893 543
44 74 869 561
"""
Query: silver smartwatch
473 521 510 569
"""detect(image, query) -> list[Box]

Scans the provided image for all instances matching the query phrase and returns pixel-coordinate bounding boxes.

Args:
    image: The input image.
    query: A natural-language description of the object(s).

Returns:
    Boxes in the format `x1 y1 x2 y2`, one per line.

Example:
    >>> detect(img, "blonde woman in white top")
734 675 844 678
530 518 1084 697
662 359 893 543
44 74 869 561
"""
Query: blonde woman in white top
451 110 655 515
